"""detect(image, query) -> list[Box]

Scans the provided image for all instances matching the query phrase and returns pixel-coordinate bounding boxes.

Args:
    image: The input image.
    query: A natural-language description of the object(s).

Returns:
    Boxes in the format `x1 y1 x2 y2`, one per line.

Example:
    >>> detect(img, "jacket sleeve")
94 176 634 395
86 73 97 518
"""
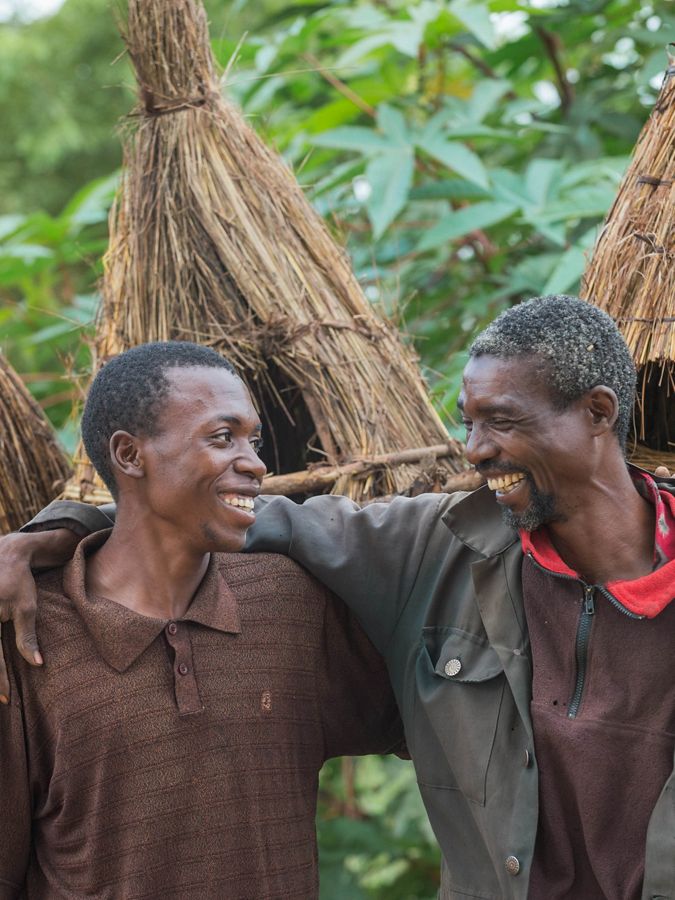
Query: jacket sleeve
0 633 32 896
20 500 116 536
317 588 405 760
246 493 448 652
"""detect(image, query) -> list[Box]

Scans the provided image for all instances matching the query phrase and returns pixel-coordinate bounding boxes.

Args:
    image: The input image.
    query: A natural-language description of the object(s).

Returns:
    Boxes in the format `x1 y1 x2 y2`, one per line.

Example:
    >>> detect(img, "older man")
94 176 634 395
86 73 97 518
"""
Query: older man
0 341 401 899
2 296 674 899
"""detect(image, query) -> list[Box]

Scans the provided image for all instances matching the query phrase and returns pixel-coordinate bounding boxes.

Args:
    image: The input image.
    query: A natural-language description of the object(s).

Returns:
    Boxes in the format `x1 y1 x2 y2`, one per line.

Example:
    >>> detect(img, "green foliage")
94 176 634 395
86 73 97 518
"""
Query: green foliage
317 756 440 898
0 173 116 448
214 0 665 426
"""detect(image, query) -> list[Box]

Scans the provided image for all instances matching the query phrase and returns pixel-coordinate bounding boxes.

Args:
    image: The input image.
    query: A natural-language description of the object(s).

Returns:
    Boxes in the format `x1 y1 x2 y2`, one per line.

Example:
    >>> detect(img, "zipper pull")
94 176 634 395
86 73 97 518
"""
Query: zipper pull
584 585 595 616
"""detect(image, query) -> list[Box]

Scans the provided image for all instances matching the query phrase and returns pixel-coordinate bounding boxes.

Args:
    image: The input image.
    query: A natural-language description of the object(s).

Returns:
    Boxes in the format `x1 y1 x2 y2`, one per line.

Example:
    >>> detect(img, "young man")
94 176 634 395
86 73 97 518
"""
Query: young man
3 296 675 899
0 342 401 898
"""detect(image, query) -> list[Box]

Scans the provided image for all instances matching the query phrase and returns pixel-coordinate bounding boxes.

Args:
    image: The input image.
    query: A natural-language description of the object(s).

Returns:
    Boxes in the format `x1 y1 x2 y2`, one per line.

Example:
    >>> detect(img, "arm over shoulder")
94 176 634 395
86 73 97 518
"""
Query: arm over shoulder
21 500 116 536
247 493 449 649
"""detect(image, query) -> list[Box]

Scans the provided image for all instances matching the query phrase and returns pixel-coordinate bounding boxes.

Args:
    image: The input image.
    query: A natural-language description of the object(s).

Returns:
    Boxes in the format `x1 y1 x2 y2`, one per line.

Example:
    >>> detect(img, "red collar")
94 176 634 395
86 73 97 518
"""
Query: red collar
520 471 675 618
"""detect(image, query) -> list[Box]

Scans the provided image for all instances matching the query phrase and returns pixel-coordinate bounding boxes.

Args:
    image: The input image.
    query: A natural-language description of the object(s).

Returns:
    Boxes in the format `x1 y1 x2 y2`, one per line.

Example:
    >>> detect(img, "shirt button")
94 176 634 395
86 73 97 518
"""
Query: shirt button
167 623 178 636
524 749 532 768
505 856 520 876
178 663 189 676
444 658 462 677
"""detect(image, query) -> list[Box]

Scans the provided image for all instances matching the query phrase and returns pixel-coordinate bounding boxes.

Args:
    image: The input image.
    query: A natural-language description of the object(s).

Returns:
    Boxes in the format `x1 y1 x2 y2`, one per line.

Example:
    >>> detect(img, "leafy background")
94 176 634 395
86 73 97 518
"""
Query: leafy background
0 0 670 894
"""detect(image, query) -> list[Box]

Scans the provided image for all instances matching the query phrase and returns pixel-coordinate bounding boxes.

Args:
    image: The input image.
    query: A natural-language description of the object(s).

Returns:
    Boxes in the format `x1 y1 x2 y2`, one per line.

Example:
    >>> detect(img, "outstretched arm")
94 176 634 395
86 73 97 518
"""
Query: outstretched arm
247 492 448 653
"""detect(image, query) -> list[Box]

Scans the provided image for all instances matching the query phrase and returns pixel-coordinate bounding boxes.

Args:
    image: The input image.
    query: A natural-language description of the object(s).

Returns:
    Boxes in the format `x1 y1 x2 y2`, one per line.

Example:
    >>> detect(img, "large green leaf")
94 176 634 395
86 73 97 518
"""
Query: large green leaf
312 127 393 154
418 201 518 250
419 138 489 188
449 0 495 49
365 148 415 238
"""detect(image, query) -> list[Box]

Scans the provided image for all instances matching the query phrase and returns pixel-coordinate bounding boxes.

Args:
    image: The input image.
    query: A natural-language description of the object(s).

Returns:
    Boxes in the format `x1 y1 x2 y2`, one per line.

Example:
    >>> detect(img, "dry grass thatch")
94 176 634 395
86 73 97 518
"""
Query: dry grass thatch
582 53 675 464
65 0 464 504
0 355 72 534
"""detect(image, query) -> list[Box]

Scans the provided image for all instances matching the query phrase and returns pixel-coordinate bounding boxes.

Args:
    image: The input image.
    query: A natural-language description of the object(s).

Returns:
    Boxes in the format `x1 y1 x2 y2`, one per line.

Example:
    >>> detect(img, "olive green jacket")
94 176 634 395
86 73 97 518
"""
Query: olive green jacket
27 485 675 899
246 486 675 900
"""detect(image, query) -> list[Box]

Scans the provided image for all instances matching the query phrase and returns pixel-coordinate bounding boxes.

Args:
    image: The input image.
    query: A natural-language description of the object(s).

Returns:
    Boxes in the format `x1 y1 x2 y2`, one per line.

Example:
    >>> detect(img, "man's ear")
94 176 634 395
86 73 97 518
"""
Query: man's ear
109 430 145 481
585 386 619 435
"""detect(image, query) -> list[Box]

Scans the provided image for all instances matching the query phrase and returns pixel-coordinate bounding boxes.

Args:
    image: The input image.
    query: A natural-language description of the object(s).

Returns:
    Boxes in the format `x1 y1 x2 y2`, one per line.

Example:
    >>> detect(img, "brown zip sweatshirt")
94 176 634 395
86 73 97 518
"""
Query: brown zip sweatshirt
522 555 675 900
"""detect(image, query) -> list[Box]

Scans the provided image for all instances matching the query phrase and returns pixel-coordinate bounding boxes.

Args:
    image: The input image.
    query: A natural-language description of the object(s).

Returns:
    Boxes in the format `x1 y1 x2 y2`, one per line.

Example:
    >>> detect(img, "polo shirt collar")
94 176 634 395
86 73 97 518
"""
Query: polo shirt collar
63 530 241 673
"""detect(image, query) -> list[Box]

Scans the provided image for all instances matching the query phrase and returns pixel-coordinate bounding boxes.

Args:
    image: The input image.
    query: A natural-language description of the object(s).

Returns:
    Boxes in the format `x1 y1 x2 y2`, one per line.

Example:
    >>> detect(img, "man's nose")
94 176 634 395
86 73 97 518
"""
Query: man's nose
234 442 267 480
464 425 498 467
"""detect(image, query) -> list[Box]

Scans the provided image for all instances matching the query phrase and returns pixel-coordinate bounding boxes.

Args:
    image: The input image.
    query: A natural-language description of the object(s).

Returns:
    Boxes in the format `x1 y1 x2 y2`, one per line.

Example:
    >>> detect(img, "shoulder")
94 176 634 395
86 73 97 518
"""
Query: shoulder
214 552 328 598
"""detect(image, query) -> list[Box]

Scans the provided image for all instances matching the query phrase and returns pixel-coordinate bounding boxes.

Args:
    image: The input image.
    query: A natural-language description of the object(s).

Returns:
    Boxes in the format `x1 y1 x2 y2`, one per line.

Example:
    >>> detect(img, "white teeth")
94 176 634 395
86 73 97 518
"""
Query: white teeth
220 496 255 511
487 473 526 492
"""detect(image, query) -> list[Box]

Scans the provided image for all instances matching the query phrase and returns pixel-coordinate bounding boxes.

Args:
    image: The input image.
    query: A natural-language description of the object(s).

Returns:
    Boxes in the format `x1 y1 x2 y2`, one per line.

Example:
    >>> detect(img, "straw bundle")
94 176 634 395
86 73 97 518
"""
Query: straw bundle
0 354 71 534
64 0 465 504
582 54 675 464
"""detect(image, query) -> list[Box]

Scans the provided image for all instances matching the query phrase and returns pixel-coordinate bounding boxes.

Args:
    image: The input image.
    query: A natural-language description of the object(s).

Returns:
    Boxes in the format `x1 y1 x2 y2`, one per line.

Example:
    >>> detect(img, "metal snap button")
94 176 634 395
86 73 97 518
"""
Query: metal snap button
444 658 462 677
505 856 520 876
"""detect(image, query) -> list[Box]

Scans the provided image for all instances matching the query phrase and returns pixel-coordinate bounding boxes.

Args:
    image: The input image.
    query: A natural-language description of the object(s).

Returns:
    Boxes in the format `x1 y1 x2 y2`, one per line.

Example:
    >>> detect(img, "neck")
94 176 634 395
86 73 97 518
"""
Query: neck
85 505 209 619
545 461 654 584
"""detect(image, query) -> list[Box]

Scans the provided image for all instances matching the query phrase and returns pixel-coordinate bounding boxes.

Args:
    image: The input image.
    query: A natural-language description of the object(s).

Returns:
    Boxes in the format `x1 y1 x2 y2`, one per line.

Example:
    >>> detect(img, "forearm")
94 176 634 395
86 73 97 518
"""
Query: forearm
21 499 115 536
2 529 81 571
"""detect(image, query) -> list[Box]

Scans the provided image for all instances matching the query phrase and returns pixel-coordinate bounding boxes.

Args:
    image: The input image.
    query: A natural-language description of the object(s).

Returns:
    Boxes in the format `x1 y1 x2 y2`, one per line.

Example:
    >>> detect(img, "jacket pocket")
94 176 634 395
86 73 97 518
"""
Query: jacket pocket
413 627 505 806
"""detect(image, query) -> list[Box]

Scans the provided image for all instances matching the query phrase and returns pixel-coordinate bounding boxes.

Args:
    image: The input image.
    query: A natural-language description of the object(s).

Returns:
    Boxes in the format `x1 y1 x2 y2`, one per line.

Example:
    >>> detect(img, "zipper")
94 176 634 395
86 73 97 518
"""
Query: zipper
526 552 644 619
526 552 644 720
567 586 595 719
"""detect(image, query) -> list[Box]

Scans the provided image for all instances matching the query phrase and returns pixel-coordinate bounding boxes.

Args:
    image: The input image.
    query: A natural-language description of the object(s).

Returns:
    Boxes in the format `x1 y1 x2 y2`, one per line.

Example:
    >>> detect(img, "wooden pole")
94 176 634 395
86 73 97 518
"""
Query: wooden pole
261 442 483 495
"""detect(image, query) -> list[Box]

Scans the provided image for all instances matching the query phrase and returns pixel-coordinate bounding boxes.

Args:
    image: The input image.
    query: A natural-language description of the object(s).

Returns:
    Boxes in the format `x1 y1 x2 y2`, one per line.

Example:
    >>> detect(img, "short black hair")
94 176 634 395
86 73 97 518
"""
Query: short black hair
469 295 636 447
81 341 238 496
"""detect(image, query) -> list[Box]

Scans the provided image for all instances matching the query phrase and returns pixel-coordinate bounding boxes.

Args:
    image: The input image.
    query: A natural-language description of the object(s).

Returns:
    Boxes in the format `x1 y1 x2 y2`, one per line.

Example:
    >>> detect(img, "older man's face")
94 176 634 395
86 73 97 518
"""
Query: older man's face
458 354 593 531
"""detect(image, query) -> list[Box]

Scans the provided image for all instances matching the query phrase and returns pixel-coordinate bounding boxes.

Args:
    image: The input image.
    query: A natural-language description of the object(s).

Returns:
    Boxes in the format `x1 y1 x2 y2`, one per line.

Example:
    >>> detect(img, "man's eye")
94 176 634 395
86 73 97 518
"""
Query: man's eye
213 432 233 443
490 419 512 430
462 419 473 432
250 437 264 454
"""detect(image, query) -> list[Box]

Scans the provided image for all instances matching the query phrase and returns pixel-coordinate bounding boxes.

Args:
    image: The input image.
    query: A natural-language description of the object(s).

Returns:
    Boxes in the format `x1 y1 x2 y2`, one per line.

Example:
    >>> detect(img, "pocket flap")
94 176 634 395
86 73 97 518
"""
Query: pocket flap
424 628 503 683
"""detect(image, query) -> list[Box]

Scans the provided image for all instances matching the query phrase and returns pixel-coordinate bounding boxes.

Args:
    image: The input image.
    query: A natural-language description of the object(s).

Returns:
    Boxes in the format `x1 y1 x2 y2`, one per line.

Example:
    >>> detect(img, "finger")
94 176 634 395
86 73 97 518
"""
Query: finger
0 626 9 703
14 595 42 667
654 466 671 478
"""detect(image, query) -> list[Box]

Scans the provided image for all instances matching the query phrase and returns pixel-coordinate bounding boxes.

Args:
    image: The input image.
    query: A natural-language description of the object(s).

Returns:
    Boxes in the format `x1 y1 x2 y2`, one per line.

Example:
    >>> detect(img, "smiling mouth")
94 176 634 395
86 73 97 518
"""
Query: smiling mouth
218 493 256 512
486 472 526 494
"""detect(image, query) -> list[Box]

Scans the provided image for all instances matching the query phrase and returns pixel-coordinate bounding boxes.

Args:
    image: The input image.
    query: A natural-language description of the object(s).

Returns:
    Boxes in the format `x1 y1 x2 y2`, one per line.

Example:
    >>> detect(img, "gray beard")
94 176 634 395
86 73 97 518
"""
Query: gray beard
501 479 560 532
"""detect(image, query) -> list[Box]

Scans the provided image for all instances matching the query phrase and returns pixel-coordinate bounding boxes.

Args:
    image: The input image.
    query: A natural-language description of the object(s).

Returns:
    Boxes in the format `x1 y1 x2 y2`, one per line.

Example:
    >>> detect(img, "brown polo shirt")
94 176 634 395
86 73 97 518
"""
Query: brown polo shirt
0 532 402 899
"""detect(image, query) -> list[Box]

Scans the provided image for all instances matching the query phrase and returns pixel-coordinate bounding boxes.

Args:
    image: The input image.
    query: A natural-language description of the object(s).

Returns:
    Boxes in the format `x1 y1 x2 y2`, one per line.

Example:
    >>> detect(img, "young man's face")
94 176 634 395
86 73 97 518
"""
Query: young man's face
458 354 597 531
137 366 266 552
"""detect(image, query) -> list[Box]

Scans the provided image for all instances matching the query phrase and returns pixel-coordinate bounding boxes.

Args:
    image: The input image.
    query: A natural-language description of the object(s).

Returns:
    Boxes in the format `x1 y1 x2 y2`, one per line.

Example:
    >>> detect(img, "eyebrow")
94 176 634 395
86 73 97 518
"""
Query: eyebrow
208 415 262 432
456 400 521 417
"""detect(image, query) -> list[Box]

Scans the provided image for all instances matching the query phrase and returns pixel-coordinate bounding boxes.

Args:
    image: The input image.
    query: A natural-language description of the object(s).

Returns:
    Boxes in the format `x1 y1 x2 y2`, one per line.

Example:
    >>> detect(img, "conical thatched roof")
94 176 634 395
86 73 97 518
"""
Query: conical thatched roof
65 0 468 503
0 354 71 534
582 55 675 465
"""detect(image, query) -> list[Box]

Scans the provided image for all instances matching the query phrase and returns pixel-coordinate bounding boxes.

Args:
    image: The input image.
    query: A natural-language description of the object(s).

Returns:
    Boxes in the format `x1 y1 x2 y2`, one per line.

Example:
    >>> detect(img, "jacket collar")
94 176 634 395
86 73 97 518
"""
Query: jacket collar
441 484 519 558
63 530 241 673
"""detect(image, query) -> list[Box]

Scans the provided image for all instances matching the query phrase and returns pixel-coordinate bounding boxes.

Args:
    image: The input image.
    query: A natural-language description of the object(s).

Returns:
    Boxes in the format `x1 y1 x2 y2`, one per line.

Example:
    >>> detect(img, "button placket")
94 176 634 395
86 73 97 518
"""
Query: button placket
164 622 204 715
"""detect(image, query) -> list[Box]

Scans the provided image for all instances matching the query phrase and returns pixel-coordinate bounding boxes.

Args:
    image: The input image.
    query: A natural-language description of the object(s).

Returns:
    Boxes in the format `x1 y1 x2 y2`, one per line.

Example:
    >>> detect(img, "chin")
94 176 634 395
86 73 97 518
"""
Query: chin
200 524 249 553
501 487 559 532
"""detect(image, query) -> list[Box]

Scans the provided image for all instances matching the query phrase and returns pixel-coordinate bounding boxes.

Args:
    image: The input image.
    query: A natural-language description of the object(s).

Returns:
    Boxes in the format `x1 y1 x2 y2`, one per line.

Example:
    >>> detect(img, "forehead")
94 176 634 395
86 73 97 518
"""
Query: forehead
159 366 259 426
459 354 555 412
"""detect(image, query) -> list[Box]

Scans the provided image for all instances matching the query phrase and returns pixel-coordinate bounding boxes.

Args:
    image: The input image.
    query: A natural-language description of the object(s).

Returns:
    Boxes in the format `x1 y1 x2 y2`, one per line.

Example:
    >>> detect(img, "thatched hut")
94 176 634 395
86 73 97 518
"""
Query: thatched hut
64 0 473 504
0 354 71 534
583 54 675 470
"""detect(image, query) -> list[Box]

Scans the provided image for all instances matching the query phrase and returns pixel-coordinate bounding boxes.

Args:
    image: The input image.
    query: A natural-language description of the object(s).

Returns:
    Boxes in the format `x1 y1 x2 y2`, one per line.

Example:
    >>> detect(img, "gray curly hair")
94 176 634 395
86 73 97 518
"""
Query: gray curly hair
469 295 636 447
